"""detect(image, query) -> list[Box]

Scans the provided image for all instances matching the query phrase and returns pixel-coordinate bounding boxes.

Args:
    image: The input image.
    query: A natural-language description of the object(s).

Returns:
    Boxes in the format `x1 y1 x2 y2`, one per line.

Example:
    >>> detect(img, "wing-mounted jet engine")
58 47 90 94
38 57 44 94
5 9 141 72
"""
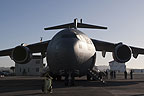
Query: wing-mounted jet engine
11 45 32 64
113 43 132 63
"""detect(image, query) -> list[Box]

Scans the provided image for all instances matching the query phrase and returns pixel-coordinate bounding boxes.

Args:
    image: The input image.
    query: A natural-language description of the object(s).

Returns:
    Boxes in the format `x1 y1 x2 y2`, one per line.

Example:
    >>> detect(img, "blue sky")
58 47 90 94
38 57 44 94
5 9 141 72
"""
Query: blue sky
0 0 144 68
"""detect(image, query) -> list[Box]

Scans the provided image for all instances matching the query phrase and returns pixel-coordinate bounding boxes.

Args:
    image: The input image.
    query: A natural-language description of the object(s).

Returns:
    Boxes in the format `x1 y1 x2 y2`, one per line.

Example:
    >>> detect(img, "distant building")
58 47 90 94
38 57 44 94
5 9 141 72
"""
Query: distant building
109 60 126 72
15 55 44 76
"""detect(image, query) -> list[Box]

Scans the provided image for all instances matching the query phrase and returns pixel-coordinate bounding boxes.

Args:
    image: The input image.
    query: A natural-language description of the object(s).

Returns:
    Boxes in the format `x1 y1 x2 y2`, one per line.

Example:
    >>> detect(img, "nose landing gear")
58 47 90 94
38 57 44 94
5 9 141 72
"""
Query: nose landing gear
65 72 75 86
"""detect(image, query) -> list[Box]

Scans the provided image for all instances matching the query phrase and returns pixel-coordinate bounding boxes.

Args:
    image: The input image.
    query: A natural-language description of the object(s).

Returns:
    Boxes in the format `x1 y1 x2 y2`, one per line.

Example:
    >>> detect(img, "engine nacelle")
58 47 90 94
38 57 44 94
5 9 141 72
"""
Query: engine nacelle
11 46 32 64
113 44 132 63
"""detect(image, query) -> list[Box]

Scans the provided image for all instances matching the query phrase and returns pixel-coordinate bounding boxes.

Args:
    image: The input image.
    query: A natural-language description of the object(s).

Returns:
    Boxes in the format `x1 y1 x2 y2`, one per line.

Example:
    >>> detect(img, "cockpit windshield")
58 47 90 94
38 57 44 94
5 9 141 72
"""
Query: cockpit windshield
61 34 77 38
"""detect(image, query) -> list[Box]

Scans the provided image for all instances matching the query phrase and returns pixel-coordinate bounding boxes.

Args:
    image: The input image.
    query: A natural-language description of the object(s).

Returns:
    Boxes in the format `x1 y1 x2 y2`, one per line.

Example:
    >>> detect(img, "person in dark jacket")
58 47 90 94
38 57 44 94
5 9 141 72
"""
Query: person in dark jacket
110 71 113 79
114 71 116 79
105 70 108 79
130 70 133 79
124 70 127 79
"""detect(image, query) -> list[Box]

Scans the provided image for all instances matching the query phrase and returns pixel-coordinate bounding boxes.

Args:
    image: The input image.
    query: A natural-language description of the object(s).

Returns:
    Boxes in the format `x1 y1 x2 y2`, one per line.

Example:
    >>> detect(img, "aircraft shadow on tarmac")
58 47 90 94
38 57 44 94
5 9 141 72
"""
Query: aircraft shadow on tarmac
0 79 143 93
52 80 140 88
0 79 42 93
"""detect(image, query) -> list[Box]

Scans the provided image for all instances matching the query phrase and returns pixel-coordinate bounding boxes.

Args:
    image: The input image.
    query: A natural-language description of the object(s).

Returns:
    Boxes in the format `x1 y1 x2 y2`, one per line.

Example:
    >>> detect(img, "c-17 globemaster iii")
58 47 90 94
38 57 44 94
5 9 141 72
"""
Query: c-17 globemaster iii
0 18 144 86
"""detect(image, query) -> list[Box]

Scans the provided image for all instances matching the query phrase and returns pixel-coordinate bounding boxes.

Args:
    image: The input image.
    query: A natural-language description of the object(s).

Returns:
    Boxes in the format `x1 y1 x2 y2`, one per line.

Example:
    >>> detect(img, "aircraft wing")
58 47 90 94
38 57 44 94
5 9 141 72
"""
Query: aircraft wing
0 48 13 56
91 39 144 58
130 46 144 58
0 40 50 57
26 40 50 53
91 39 115 52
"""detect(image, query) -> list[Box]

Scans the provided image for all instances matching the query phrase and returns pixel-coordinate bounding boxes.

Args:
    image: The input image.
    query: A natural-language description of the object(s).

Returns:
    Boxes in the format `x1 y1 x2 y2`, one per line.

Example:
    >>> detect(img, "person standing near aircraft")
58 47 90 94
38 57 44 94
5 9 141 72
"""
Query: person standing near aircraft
110 71 114 79
42 72 53 94
105 70 108 79
114 71 116 79
130 70 133 79
124 70 127 79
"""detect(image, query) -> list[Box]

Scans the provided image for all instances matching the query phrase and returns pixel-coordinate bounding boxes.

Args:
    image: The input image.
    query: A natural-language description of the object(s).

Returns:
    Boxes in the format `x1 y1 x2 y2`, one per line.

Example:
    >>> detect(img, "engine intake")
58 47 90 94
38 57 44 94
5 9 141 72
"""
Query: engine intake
113 44 132 63
12 46 32 64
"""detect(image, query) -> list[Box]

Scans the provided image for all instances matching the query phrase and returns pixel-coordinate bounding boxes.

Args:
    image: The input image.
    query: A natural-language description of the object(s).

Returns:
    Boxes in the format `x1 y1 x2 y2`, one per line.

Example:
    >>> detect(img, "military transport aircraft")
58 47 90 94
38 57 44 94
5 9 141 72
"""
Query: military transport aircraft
0 18 144 86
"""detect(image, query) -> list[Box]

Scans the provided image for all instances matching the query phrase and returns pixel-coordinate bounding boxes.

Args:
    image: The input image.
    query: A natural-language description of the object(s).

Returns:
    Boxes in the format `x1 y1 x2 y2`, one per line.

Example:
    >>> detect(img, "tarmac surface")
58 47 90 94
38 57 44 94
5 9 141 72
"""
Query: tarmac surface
0 74 144 96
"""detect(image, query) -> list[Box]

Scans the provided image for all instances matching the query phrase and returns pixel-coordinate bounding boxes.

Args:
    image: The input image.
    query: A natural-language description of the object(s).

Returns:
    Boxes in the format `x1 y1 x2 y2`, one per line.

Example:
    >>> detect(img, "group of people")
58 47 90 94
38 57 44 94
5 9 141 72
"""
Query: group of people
124 70 133 79
104 70 133 80
110 71 116 79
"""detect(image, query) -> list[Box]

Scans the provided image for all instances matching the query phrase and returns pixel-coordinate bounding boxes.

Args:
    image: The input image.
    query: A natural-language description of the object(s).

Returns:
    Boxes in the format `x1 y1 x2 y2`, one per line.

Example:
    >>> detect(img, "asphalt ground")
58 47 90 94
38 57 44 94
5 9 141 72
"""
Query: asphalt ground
0 74 144 96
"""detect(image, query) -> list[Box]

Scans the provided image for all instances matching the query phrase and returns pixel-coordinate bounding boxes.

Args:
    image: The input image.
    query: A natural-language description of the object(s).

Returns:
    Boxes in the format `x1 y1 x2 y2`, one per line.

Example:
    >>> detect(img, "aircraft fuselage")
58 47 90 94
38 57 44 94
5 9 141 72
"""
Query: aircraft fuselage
47 28 96 77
